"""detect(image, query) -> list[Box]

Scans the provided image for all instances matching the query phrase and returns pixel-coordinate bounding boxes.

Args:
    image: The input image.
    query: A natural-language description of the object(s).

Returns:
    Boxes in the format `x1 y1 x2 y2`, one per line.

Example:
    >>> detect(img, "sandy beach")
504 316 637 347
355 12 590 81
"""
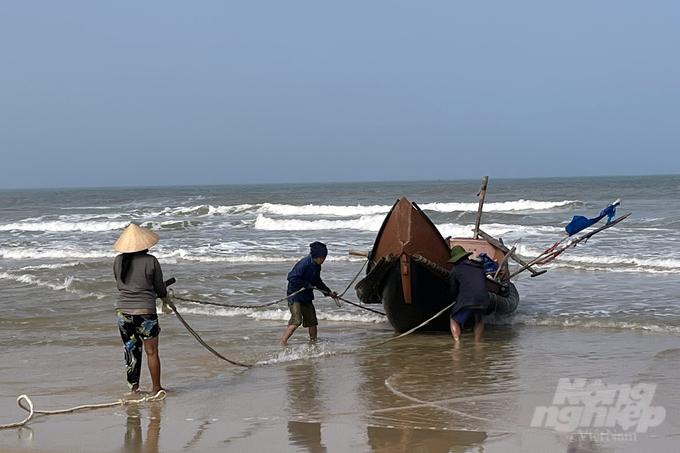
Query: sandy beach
3 178 680 452
2 323 679 453
2 0 679 446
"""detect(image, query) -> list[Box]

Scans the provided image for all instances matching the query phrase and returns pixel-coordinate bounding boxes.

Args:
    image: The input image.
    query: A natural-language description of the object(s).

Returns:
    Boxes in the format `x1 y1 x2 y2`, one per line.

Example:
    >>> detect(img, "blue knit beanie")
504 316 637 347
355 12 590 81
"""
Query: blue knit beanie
310 241 328 259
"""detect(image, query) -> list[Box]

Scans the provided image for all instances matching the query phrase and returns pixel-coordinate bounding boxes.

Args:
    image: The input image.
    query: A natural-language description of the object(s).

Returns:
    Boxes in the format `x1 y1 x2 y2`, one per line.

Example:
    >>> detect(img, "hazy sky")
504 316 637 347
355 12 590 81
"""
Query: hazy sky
1 1 678 189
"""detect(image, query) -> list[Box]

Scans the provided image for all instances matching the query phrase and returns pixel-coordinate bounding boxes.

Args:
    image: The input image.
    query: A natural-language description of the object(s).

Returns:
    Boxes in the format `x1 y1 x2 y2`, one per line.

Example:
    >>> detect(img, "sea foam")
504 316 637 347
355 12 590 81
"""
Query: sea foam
253 214 385 231
0 220 129 233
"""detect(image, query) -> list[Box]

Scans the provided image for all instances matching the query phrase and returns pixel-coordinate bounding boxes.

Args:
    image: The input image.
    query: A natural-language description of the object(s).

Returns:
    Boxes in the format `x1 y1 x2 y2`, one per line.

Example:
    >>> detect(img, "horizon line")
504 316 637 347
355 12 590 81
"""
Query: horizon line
1 172 677 192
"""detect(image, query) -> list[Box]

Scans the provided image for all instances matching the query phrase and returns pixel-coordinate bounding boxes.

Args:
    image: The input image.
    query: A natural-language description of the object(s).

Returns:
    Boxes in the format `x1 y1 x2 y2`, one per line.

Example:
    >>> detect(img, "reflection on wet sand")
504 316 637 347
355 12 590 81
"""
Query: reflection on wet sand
287 421 327 453
567 435 613 453
367 426 486 453
285 362 328 453
121 402 162 453
358 327 521 451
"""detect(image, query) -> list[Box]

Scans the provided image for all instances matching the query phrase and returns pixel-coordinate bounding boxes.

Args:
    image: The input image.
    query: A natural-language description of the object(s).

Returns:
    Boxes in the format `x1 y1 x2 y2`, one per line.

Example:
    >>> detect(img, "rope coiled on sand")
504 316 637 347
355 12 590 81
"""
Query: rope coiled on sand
0 390 167 430
1 259 394 429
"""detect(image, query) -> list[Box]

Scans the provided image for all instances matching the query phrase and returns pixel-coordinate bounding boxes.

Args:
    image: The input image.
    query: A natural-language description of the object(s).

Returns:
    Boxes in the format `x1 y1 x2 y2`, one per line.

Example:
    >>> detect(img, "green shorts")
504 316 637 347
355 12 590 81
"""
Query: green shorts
288 302 318 328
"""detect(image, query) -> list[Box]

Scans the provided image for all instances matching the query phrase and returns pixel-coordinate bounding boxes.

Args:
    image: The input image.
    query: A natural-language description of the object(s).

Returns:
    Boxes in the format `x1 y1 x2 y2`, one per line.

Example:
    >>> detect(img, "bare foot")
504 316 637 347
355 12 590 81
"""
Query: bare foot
130 385 141 395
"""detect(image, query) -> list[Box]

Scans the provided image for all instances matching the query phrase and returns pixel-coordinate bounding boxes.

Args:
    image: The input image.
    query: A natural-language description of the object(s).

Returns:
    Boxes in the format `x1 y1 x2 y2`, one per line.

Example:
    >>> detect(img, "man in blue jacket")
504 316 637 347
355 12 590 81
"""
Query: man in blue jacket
448 245 491 343
280 241 337 346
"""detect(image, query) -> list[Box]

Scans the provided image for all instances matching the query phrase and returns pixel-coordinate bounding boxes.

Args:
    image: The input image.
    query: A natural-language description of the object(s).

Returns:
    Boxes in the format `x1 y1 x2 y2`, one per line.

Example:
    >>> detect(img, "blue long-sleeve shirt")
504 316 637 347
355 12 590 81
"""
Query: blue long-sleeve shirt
287 254 331 304
449 259 490 315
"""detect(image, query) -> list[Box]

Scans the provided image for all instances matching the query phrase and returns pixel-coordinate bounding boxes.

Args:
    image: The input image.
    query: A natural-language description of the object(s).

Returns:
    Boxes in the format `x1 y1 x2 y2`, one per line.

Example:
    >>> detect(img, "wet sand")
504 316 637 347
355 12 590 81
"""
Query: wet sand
2 325 679 452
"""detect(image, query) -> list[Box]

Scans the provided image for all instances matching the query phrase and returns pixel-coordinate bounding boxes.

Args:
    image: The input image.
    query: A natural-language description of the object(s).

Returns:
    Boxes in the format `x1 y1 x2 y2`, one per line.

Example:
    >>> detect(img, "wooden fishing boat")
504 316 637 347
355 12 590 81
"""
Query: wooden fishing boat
353 177 630 333
355 196 519 333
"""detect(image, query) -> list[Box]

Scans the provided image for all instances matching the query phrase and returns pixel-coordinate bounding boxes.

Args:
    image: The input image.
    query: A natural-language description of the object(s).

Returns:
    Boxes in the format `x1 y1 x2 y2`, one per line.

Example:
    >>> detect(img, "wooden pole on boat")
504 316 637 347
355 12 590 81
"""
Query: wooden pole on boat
509 249 558 279
473 176 488 240
508 213 631 279
349 249 369 257
477 229 547 278
493 244 516 281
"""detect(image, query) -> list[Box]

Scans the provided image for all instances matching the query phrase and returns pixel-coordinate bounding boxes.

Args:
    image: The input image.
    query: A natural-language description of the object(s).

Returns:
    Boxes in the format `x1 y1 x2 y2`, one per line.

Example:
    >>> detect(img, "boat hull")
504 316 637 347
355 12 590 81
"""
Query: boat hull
355 197 520 333
379 258 452 332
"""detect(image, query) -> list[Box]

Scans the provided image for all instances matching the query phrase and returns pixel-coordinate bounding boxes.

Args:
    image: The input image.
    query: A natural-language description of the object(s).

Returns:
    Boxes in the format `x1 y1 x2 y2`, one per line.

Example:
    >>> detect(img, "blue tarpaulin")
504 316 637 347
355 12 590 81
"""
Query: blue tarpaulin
477 253 499 274
565 201 619 236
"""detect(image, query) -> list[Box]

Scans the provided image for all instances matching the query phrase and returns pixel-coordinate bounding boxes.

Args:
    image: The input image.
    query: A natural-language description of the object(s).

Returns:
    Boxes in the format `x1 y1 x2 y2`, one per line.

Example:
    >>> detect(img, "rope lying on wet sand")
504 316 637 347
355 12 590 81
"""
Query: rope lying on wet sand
158 257 387 367
0 390 166 430
366 301 456 348
0 260 447 430
384 375 493 422
163 285 386 368
165 256 447 359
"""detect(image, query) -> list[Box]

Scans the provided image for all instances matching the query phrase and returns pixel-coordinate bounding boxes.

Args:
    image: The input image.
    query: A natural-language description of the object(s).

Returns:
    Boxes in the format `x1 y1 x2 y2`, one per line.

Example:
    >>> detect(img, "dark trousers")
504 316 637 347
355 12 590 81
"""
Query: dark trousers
117 312 160 388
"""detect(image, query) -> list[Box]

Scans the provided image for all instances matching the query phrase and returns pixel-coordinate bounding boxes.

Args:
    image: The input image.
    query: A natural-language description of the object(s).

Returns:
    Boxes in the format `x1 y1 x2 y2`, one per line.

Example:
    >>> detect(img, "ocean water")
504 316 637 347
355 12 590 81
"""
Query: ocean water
2 175 679 334
2 175 680 452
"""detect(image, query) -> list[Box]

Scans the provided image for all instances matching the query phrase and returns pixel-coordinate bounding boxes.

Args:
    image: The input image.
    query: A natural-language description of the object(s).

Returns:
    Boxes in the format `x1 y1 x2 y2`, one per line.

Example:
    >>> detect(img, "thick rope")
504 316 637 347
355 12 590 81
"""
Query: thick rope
172 287 306 309
0 395 33 429
367 301 456 348
384 375 493 422
170 259 383 317
170 258 367 308
308 285 387 316
0 390 166 430
164 298 252 368
338 258 368 297
161 260 383 368
332 294 386 316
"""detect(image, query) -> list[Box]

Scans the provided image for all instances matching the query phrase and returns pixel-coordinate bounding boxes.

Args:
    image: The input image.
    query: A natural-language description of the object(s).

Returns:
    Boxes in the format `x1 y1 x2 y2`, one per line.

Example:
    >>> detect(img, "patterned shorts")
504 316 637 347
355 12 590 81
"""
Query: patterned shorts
117 312 160 388
117 312 161 340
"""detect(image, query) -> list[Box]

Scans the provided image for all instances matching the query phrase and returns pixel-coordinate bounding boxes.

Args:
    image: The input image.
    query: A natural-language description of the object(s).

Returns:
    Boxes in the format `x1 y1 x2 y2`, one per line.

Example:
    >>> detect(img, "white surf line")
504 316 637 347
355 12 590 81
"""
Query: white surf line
0 271 107 299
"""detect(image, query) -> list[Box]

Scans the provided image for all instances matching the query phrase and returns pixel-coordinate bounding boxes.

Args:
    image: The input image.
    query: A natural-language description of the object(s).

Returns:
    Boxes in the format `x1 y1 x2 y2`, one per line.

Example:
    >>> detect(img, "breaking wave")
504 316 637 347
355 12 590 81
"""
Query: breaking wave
437 222 563 239
0 248 115 260
512 244 680 274
176 303 385 324
259 203 390 217
0 272 107 299
420 199 577 213
253 214 385 231
135 199 581 220
500 313 680 333
0 220 129 233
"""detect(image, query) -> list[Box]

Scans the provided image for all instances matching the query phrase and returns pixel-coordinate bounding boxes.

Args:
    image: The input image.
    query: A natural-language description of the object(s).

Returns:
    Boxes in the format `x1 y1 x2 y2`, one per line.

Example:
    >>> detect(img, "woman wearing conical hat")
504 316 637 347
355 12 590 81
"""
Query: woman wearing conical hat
113 223 168 394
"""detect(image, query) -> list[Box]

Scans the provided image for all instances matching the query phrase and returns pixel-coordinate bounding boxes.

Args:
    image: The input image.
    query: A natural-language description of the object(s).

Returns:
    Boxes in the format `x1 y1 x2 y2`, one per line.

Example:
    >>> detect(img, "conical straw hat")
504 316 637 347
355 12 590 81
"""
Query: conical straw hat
113 223 159 253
